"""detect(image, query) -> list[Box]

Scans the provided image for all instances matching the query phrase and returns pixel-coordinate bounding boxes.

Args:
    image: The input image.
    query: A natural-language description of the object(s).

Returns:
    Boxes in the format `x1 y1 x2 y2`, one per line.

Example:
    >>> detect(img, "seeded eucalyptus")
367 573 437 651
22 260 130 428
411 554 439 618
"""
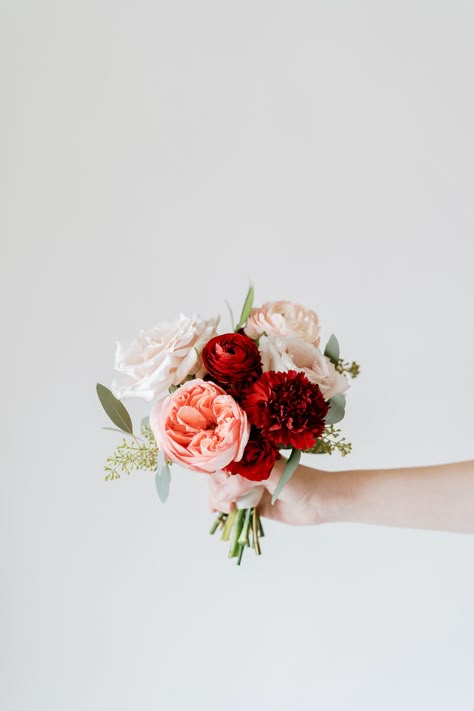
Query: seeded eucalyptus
304 424 353 457
103 421 159 481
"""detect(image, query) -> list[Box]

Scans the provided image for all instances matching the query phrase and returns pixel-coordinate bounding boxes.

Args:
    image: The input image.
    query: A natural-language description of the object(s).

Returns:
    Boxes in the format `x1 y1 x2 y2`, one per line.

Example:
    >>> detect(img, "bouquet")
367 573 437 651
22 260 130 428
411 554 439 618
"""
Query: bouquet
97 286 359 564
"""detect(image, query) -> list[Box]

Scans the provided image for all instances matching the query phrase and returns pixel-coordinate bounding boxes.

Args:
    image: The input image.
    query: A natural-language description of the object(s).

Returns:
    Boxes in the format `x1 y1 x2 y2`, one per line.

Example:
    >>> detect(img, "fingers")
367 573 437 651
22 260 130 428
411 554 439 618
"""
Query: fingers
208 470 259 512
209 497 235 514
208 470 236 512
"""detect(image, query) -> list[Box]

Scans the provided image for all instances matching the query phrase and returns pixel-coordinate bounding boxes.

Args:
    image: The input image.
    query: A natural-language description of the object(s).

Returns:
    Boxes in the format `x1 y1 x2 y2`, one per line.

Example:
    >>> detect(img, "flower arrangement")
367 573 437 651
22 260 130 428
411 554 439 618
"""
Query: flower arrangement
97 286 359 564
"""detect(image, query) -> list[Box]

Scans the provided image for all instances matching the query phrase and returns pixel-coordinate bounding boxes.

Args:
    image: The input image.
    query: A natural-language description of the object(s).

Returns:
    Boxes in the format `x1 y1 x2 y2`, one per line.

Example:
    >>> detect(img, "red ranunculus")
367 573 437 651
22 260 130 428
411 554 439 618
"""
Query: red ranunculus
202 333 262 387
225 428 280 481
242 370 329 450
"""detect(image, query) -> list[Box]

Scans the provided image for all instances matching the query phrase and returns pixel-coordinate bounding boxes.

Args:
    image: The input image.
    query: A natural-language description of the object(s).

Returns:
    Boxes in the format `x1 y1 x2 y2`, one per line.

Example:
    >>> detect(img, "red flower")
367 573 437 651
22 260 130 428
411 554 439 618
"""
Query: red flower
202 333 262 388
225 428 280 481
242 370 329 450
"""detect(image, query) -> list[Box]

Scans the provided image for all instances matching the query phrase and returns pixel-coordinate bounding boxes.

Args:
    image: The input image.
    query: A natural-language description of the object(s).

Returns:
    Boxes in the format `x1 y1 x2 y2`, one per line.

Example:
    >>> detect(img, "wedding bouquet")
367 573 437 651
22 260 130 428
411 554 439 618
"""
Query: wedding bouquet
97 286 359 564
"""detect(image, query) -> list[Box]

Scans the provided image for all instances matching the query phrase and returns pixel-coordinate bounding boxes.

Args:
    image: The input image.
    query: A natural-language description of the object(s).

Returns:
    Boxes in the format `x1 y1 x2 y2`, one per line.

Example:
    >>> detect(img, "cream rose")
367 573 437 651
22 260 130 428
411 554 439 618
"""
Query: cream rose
244 300 321 346
259 335 349 401
111 313 219 401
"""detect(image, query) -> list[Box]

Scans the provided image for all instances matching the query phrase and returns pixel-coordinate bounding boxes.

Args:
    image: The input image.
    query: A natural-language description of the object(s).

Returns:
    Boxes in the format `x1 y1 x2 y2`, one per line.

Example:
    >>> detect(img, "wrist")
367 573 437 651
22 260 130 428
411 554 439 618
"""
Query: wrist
316 468 356 525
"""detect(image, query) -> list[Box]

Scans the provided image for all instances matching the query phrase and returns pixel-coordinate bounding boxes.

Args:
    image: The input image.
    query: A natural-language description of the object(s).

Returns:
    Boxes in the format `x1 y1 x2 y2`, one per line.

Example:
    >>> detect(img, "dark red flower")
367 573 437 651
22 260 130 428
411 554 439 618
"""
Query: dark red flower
242 370 329 450
225 428 280 481
202 333 262 388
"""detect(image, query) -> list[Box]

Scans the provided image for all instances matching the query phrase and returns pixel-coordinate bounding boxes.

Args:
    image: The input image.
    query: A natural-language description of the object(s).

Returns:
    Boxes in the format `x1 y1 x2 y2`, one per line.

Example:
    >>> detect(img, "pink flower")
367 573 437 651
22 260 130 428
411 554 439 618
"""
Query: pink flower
150 379 250 474
259 335 349 400
244 301 321 346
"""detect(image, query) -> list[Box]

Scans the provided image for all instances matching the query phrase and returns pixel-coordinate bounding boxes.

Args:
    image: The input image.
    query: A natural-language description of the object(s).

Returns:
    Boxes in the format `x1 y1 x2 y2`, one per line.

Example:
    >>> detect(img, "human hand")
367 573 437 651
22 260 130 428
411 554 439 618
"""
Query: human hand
208 456 326 526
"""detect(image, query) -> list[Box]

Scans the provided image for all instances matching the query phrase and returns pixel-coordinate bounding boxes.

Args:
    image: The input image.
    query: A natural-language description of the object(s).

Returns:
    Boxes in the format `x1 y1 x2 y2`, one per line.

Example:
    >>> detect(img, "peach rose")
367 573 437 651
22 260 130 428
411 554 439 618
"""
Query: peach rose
150 379 250 473
259 335 349 401
112 313 219 402
244 300 321 346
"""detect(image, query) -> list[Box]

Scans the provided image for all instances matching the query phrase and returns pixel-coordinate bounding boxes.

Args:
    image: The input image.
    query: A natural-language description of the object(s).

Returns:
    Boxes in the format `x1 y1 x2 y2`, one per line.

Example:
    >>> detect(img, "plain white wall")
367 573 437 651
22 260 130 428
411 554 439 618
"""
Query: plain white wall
2 1 474 709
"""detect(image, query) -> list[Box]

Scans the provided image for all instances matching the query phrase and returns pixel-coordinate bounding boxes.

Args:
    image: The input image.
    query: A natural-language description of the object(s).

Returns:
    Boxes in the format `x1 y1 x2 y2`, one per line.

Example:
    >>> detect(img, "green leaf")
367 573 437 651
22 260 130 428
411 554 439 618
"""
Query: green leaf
324 334 340 366
102 427 133 436
154 452 171 503
96 383 134 435
272 448 301 505
141 416 150 430
225 300 235 331
235 283 254 331
326 393 346 425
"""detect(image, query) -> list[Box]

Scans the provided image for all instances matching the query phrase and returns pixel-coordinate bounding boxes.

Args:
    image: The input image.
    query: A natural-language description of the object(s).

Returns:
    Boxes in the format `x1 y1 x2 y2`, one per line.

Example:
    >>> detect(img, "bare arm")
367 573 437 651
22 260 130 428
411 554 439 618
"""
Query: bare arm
319 459 474 534
209 458 474 534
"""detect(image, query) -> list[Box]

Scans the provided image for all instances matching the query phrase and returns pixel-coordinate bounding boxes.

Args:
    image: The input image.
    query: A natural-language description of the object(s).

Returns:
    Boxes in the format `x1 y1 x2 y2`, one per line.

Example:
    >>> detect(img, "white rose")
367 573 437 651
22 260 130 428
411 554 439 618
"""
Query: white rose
259 335 349 401
244 300 321 346
111 313 220 401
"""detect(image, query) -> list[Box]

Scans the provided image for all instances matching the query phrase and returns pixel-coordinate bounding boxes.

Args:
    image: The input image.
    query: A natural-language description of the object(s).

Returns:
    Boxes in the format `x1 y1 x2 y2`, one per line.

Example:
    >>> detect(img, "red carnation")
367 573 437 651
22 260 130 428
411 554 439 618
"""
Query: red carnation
225 428 280 482
242 370 329 450
202 333 262 389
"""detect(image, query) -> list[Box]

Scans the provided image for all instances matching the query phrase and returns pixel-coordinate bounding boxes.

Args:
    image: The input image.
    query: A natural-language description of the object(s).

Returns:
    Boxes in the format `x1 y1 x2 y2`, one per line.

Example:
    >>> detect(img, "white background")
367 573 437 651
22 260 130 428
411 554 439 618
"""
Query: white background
2 2 474 710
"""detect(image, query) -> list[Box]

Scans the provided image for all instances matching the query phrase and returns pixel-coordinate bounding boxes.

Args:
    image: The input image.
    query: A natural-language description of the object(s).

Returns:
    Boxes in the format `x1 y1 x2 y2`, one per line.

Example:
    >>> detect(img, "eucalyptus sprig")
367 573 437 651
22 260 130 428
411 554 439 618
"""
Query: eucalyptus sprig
97 384 171 501
304 424 352 457
104 433 159 481
324 335 360 379
336 359 360 379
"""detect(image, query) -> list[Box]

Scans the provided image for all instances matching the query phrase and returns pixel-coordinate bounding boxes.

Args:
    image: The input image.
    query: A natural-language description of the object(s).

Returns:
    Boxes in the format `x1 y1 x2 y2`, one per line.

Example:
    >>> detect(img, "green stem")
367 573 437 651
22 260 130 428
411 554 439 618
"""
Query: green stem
229 509 245 558
221 509 236 541
236 543 245 566
252 507 261 556
209 513 225 535
238 507 252 545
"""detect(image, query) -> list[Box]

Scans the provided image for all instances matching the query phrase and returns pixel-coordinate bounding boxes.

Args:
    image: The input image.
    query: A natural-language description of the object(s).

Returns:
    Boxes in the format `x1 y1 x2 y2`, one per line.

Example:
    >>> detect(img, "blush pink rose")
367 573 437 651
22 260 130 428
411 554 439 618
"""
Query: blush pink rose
259 335 349 401
244 300 321 346
150 379 250 474
112 313 219 402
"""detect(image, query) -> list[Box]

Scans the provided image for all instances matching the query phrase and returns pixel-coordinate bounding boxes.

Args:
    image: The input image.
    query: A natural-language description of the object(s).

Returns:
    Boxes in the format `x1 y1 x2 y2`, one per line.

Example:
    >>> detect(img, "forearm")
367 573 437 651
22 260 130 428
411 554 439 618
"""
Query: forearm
318 459 474 534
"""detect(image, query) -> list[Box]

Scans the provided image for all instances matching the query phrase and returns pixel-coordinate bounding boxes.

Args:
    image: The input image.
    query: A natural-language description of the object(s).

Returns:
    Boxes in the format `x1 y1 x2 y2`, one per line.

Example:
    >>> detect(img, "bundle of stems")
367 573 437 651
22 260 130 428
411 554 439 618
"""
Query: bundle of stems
210 507 265 565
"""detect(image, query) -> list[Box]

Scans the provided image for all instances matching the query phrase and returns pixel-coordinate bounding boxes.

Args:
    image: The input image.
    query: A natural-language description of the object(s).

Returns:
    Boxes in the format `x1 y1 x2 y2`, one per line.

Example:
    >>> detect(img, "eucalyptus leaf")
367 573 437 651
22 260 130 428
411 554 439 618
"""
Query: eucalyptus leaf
154 457 171 503
324 334 340 366
102 427 133 436
235 283 254 331
272 448 301 505
156 450 165 472
141 416 150 430
96 384 134 434
326 393 346 425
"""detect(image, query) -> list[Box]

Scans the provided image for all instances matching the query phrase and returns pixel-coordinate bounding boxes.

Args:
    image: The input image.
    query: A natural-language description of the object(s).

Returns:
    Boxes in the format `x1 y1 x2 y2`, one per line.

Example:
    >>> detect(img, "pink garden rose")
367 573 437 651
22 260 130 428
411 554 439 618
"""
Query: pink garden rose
244 300 321 346
150 379 250 474
259 335 349 401
112 313 219 402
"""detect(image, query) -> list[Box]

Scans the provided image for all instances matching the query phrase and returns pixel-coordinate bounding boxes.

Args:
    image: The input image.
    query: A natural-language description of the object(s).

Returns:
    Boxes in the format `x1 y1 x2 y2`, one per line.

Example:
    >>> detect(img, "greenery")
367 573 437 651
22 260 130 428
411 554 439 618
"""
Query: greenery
326 393 346 425
104 421 159 481
235 283 254 331
305 424 352 457
272 447 302 504
336 358 360 379
324 333 340 365
96 383 134 434
155 456 171 503
209 506 265 565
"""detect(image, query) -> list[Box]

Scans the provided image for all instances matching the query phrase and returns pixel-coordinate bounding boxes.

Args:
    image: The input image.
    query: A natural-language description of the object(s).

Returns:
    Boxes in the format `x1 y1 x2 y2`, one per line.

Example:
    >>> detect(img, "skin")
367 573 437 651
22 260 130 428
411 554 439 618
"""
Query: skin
209 457 474 534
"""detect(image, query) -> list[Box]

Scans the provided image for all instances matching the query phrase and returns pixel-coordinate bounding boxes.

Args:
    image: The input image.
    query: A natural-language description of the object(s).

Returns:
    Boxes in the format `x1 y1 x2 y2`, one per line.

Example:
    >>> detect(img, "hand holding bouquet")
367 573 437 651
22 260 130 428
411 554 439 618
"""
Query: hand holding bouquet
97 286 359 564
